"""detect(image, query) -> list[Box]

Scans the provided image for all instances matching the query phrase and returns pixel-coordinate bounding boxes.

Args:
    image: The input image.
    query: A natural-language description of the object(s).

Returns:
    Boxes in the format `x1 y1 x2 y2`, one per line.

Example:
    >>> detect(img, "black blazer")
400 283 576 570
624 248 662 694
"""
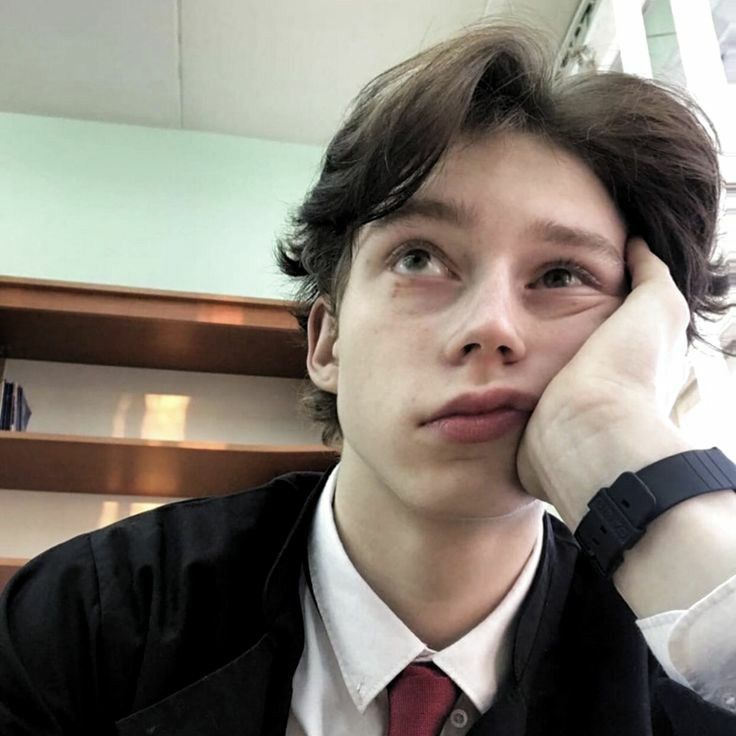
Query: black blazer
0 469 734 735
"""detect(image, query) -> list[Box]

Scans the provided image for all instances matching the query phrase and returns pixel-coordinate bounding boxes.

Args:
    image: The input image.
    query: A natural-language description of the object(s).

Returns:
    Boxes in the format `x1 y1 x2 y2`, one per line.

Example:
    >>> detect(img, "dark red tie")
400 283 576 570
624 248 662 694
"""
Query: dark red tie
387 663 460 736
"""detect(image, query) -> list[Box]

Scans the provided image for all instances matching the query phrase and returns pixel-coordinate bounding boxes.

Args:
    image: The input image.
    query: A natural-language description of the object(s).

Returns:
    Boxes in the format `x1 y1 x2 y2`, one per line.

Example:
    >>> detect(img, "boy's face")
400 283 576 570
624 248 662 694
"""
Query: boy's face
308 132 629 518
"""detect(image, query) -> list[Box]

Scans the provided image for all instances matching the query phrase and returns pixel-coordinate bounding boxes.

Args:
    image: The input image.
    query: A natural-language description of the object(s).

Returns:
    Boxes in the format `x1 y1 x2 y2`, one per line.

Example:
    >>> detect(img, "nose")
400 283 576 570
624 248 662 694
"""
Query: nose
444 269 527 367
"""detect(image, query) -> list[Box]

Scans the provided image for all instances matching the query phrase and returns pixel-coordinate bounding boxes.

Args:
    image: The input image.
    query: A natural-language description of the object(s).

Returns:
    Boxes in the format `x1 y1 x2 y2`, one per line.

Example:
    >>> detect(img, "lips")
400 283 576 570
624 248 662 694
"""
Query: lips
422 388 538 444
424 388 538 425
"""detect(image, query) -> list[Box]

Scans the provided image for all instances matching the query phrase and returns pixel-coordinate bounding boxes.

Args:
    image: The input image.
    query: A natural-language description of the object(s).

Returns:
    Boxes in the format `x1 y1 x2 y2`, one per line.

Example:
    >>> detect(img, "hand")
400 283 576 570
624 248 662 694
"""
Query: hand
517 237 693 526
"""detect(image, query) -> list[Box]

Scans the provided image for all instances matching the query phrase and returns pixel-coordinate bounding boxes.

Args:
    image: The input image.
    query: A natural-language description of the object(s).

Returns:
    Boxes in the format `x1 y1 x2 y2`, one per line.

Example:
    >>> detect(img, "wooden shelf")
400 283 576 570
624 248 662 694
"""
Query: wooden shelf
0 432 337 497
0 558 26 592
0 276 307 377
0 277 334 501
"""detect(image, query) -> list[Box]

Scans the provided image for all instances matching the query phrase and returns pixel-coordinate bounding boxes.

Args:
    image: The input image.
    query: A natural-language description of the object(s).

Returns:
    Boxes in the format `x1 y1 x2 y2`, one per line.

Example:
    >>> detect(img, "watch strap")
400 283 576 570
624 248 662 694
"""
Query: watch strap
574 447 736 578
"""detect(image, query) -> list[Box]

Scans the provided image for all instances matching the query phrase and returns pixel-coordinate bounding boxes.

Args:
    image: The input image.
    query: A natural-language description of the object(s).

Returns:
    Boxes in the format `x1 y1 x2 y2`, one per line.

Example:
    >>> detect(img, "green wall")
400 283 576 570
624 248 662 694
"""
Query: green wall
0 112 324 299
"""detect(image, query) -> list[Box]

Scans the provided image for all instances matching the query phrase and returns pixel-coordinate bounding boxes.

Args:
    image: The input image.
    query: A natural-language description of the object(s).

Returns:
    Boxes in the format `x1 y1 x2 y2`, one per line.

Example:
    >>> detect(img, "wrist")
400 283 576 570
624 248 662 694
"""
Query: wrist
576 447 736 580
530 411 692 529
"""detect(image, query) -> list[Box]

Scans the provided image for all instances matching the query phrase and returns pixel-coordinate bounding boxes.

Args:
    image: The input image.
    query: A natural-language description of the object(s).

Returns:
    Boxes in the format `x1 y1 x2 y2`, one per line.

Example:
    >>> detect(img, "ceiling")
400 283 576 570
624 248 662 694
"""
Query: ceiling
0 0 581 146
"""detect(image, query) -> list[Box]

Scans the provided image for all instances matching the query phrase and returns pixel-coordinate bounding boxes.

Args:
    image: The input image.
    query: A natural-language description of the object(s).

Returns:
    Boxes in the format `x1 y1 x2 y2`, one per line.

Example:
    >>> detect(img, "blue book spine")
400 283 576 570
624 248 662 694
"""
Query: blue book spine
1 381 13 431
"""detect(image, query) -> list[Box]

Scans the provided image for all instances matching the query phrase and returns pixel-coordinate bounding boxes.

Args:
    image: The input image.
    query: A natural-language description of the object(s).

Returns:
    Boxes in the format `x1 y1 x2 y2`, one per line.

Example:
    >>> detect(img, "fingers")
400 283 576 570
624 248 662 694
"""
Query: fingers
625 236 670 289
625 236 690 330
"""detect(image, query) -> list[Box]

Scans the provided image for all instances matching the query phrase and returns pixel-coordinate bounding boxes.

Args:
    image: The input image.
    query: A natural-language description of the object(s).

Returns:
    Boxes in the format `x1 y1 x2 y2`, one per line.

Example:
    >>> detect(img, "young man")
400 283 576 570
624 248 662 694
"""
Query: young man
1 22 736 736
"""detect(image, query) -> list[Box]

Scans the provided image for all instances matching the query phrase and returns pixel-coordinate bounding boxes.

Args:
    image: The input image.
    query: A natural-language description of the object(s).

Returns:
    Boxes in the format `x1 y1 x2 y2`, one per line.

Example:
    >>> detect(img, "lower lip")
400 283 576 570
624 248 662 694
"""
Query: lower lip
425 409 530 444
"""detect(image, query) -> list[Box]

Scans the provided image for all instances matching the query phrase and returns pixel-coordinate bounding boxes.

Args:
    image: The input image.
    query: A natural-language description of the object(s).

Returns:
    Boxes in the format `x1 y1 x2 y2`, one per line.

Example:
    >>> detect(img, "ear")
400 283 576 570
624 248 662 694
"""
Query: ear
306 296 339 394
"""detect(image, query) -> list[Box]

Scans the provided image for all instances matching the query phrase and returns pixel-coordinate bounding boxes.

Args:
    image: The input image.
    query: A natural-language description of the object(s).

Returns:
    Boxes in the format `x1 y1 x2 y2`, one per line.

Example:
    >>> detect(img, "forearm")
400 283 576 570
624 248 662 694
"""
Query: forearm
613 488 736 618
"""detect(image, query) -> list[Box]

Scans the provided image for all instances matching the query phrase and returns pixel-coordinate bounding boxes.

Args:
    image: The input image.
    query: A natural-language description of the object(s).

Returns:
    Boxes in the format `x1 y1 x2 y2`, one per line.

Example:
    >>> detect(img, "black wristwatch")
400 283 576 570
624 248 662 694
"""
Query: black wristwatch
574 447 736 578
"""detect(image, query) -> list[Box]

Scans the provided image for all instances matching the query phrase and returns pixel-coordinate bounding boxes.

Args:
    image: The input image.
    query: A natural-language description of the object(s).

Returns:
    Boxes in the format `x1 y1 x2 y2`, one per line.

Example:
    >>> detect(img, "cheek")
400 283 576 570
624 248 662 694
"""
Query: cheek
336 308 434 408
537 299 621 377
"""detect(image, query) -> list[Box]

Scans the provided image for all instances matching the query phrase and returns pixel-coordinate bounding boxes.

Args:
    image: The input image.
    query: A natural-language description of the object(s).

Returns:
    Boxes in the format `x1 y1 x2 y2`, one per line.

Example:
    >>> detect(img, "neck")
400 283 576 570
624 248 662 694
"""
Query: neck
332 454 543 650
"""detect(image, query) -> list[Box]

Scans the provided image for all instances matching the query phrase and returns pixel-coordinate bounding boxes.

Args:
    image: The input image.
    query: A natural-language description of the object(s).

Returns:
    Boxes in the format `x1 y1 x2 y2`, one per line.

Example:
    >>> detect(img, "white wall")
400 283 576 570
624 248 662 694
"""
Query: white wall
0 112 324 299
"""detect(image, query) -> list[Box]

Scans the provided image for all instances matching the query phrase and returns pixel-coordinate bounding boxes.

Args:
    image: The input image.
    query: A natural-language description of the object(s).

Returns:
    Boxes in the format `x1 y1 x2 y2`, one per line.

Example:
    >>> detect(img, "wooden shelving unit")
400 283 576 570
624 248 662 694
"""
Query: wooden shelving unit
0 433 336 497
0 276 338 497
0 275 307 377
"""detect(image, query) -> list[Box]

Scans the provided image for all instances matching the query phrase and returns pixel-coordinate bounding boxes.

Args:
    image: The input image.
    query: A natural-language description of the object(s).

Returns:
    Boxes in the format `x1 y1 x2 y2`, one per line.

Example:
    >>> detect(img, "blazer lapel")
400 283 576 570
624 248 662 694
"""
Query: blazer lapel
467 514 578 736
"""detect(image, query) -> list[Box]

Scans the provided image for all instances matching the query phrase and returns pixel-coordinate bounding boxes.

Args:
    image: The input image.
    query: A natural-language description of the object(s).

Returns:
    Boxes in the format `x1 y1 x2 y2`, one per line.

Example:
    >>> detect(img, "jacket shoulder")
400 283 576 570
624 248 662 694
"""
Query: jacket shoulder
0 470 327 727
90 469 324 571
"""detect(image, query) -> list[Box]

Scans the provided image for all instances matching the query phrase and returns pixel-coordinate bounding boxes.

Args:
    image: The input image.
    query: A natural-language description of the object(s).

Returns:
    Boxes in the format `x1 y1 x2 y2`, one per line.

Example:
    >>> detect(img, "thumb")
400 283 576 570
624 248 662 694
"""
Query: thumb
625 237 669 290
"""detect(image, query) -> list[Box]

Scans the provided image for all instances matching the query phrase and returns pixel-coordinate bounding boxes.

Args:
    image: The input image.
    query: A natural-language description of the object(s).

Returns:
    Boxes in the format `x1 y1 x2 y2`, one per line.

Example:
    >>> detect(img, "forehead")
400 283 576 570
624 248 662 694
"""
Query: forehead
358 132 627 263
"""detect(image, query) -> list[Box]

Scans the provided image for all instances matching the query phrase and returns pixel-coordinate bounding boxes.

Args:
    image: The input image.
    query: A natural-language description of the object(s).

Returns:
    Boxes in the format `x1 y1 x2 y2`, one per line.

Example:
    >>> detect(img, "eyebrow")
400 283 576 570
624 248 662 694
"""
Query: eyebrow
372 196 624 267
524 219 624 267
372 196 476 230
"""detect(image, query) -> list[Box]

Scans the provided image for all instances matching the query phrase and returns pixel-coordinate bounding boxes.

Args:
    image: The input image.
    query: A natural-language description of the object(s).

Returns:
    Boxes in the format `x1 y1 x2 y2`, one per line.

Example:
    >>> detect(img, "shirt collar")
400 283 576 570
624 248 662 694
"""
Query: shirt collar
307 463 545 714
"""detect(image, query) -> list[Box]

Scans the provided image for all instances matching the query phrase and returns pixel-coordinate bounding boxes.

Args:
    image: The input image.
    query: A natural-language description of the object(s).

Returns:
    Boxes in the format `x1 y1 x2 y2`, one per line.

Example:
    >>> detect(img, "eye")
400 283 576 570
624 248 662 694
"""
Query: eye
390 244 449 277
533 259 599 289
540 267 582 288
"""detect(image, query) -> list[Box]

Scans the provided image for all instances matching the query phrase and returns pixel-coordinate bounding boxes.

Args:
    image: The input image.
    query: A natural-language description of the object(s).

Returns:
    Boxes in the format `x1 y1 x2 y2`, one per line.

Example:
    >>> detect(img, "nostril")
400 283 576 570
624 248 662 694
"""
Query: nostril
462 343 514 357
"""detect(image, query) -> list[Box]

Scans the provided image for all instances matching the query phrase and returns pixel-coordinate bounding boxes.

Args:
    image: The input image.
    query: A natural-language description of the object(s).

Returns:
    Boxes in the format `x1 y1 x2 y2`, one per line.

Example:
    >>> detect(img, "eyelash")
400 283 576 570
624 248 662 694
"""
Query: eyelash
389 242 448 274
537 258 601 288
388 243 601 288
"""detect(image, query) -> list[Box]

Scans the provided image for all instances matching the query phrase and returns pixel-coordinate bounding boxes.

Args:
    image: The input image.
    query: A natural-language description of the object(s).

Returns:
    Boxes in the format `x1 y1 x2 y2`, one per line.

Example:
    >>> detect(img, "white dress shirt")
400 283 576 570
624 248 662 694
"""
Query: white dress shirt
286 465 736 734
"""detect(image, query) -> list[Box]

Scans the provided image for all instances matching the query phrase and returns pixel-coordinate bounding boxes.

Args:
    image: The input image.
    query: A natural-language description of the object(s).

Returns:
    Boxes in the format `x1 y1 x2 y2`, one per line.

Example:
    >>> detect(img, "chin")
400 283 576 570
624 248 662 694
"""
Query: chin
392 459 531 519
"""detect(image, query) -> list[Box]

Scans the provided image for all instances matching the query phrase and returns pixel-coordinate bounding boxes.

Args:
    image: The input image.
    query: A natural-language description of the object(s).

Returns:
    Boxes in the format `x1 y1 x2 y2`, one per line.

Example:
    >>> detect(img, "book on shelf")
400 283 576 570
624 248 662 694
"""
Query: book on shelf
15 384 32 431
0 379 11 429
0 363 32 432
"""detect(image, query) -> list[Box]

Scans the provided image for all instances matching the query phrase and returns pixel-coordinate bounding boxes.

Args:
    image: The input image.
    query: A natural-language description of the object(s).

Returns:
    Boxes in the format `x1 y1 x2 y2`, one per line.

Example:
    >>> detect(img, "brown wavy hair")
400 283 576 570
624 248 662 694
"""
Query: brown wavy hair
275 22 733 447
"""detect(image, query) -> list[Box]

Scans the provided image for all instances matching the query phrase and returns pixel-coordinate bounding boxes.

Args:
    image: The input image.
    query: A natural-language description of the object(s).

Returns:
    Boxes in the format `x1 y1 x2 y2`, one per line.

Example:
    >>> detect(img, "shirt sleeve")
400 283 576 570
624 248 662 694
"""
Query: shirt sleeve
636 572 736 715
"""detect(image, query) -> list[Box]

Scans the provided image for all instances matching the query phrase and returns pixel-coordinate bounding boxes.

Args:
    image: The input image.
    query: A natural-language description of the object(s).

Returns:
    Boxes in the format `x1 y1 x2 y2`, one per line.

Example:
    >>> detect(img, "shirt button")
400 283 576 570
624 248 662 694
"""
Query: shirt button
450 708 469 728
